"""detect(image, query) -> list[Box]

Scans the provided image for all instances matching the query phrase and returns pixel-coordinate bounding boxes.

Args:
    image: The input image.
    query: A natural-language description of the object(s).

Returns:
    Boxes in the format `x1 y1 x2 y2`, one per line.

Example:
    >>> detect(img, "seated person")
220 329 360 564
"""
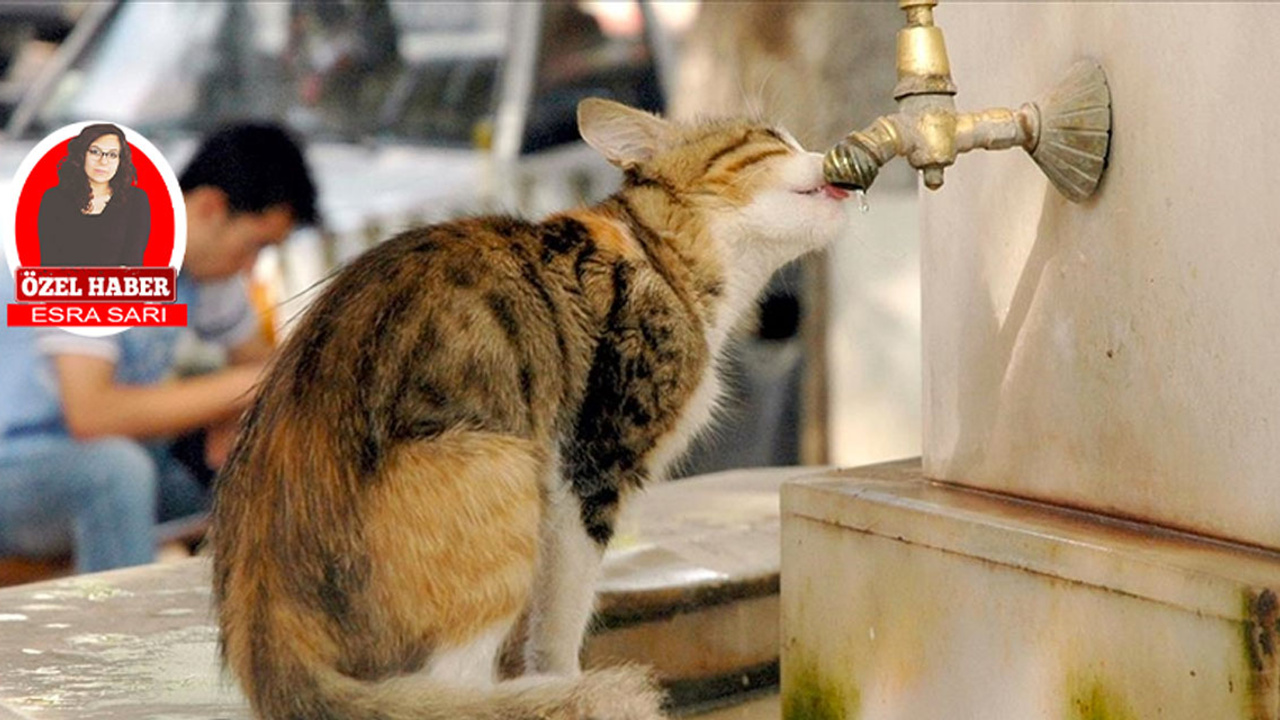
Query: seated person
0 123 318 573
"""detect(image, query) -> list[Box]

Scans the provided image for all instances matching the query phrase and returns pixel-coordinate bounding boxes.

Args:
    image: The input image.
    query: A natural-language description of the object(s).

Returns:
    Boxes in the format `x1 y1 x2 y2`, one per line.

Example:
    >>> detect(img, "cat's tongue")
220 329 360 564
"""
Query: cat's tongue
823 185 851 200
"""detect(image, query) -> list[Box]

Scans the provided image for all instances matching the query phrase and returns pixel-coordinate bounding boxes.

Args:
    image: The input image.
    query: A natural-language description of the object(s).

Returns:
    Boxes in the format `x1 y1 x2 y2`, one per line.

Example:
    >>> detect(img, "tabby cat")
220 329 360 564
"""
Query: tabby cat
212 98 852 720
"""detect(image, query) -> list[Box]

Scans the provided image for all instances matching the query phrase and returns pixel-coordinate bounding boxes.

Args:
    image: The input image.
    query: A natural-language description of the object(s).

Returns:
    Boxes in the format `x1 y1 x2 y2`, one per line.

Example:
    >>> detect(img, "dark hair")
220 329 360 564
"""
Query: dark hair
58 123 137 213
179 123 319 226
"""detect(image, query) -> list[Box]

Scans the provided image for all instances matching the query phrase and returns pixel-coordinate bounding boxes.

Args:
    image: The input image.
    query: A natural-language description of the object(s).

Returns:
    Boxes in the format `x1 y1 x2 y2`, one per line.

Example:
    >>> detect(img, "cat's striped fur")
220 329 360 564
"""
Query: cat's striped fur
212 98 852 720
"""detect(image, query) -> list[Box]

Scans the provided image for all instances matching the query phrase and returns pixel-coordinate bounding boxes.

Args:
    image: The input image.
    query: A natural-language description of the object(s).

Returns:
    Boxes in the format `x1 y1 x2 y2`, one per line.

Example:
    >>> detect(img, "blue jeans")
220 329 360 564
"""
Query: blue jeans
0 437 209 572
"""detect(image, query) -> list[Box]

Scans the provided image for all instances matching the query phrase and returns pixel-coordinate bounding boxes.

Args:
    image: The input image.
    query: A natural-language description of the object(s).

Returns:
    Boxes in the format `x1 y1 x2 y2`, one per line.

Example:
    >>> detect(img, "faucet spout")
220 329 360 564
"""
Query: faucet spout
823 115 905 192
823 0 1111 202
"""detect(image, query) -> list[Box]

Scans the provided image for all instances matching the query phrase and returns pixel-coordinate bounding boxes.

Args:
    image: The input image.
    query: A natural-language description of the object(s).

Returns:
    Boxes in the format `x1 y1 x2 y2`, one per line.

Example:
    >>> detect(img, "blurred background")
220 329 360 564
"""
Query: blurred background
0 0 919 479
0 4 920 714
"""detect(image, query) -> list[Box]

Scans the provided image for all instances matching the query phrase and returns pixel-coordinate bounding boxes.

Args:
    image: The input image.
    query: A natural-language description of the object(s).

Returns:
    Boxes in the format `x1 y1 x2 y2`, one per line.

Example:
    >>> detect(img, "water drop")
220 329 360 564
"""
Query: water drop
855 190 869 214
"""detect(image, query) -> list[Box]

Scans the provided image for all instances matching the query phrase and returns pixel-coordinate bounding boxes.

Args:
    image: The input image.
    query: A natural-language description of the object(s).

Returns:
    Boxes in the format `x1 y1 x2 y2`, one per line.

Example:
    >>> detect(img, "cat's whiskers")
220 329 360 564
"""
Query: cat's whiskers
747 60 783 126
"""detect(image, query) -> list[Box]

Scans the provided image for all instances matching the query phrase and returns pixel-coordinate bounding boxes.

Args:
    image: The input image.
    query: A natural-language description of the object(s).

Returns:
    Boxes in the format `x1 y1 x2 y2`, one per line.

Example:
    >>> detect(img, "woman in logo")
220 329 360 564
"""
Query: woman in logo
37 123 151 267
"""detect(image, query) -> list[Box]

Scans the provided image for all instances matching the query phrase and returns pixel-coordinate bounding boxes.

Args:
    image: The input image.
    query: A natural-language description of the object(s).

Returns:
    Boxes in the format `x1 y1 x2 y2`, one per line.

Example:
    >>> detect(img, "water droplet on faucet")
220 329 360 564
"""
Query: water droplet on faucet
855 190 869 214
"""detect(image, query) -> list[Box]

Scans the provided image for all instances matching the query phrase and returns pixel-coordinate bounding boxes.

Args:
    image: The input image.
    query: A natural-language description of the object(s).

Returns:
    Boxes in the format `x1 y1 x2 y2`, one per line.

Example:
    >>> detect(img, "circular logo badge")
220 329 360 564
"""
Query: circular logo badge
4 121 187 336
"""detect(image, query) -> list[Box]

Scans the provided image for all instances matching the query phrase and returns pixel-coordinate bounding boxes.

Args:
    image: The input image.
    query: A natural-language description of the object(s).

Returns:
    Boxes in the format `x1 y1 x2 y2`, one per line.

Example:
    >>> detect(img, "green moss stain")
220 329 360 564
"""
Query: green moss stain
1067 677 1136 720
1238 588 1278 718
783 659 857 720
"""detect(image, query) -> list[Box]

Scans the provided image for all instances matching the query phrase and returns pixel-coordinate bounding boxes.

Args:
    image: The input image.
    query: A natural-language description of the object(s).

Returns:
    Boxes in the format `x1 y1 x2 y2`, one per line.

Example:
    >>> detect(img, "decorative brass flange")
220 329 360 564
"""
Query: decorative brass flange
824 0 1112 203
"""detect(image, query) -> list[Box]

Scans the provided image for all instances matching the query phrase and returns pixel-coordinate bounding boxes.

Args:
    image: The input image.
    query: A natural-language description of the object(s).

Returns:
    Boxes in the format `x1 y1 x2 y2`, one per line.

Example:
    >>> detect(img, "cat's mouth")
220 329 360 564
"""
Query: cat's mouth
795 184 851 201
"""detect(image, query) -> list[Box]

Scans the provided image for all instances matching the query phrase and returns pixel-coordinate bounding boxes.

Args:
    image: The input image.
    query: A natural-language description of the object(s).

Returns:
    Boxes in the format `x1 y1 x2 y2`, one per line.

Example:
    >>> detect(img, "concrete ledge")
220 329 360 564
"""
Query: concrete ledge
784 459 1280 622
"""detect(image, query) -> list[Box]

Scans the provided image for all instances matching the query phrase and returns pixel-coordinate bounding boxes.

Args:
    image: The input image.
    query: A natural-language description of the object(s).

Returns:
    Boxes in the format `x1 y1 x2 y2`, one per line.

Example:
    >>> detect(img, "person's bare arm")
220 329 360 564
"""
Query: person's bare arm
226 329 274 365
204 417 241 470
54 354 263 441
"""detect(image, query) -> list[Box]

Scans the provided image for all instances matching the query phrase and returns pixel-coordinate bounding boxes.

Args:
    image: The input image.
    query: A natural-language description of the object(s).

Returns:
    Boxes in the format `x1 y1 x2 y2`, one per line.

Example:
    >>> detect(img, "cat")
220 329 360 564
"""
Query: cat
211 98 853 720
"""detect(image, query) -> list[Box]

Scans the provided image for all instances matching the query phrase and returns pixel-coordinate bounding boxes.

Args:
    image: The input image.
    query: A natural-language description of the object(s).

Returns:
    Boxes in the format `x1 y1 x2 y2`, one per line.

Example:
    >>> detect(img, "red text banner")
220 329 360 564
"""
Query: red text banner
8 303 188 327
15 266 178 303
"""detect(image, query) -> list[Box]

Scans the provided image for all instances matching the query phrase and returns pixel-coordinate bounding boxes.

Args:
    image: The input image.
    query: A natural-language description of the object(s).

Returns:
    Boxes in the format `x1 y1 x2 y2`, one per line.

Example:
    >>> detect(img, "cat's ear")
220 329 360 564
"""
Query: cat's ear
578 98 671 169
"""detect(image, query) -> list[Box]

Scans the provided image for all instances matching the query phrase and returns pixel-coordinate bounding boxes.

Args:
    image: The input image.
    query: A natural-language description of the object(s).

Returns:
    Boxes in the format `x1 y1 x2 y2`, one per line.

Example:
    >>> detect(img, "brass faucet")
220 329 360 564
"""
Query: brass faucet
824 0 1112 202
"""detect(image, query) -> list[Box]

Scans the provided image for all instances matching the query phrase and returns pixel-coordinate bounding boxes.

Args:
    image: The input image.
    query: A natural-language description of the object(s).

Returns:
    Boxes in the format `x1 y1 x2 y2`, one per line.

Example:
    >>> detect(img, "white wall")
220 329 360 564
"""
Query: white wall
827 179 920 468
923 4 1280 548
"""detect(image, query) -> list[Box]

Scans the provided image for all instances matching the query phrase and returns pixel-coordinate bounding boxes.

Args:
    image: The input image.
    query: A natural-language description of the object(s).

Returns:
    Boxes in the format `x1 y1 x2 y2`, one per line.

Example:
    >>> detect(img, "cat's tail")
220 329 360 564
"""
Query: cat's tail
299 662 667 720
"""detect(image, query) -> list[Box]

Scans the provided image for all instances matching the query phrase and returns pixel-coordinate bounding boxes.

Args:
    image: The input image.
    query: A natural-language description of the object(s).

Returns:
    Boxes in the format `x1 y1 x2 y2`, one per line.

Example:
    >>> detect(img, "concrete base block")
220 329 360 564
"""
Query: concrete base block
782 460 1280 719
